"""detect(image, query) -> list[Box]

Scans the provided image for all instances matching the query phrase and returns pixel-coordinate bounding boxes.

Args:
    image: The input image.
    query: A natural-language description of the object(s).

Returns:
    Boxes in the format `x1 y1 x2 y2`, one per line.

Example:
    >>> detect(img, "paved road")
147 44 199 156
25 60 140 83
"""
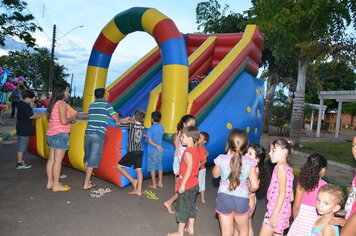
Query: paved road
0 139 267 236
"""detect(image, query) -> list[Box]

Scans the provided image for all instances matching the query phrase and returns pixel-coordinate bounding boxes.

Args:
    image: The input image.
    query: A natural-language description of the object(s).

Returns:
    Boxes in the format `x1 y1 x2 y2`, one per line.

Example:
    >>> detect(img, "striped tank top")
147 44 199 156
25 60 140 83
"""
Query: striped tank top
47 100 71 136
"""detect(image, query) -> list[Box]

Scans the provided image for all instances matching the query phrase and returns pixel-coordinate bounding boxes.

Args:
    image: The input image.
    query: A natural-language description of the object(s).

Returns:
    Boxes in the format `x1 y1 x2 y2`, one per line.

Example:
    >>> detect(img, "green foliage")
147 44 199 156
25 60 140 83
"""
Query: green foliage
0 0 42 47
0 48 70 89
69 96 83 108
343 103 356 115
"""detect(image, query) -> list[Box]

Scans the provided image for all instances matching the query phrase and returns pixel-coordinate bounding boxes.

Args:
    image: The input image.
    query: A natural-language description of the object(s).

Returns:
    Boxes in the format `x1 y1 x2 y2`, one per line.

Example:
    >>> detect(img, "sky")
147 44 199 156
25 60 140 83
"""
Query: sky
1 0 253 96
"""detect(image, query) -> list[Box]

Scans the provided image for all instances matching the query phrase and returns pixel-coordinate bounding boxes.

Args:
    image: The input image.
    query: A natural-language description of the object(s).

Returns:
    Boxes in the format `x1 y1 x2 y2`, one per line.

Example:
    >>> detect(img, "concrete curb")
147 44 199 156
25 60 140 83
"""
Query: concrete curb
0 130 16 143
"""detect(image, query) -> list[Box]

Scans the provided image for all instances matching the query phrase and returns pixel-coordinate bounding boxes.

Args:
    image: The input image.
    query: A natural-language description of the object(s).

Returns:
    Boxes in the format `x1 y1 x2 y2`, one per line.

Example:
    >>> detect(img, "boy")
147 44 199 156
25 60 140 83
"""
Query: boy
83 88 119 189
168 126 200 236
116 109 145 196
146 111 164 189
16 89 45 169
310 184 345 235
197 131 209 203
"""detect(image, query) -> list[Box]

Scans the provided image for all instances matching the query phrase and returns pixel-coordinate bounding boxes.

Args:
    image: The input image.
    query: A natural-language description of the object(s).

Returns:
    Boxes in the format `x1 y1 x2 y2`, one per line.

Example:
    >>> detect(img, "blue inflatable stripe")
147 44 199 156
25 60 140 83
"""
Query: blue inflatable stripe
160 38 188 66
88 48 112 69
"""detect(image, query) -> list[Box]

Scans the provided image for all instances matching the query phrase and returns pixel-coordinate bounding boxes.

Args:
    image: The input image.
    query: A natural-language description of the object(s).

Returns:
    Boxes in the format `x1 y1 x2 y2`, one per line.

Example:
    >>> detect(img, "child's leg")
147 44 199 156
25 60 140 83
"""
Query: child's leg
52 149 67 190
248 218 254 236
259 224 275 236
198 169 206 203
184 218 195 235
218 214 234 236
158 170 163 187
46 148 55 188
132 168 143 196
83 165 95 189
233 214 249 236
116 165 137 189
149 171 157 188
200 191 206 203
17 152 24 163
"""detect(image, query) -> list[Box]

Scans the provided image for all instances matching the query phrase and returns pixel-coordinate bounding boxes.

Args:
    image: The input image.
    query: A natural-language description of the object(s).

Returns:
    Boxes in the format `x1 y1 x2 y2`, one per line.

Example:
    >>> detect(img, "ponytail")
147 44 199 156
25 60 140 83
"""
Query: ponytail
228 151 242 191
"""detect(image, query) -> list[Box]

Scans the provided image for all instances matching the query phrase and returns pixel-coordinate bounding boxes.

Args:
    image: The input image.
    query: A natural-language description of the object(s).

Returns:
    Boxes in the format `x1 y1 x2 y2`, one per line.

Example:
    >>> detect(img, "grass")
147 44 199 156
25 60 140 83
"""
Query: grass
295 142 356 167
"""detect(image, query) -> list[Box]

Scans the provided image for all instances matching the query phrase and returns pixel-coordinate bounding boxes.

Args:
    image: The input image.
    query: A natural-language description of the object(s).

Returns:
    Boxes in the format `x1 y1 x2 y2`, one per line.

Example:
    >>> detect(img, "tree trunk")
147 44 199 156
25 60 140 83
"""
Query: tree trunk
289 50 307 147
263 68 278 133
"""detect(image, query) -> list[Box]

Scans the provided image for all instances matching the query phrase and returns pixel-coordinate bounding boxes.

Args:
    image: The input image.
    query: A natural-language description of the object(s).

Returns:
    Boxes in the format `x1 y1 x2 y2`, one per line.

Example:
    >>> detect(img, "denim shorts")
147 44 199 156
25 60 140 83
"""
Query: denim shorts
46 133 69 150
147 152 163 171
17 136 30 153
215 193 250 215
83 131 105 168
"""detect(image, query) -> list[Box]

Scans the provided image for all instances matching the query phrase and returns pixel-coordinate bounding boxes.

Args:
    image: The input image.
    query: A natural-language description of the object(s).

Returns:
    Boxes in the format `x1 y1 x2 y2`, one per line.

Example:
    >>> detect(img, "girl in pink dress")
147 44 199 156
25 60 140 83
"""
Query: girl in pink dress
260 138 294 236
288 153 327 236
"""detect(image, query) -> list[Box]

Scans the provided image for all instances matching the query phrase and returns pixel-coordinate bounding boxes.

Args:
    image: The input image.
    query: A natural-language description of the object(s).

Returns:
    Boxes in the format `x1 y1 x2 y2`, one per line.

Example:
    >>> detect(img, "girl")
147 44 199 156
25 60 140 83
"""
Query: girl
260 138 294 236
240 144 270 236
46 85 75 192
213 128 259 236
310 184 344 236
164 114 196 214
288 153 327 236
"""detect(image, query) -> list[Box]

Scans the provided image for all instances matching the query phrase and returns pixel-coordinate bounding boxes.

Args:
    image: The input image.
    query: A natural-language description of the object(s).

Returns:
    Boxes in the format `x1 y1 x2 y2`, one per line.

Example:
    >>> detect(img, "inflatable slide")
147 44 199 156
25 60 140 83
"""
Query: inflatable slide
29 7 264 187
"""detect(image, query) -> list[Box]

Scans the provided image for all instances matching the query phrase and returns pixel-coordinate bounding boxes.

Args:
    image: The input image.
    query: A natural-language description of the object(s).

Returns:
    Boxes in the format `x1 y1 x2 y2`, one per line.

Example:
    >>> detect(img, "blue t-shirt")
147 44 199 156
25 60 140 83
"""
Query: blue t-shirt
146 123 164 153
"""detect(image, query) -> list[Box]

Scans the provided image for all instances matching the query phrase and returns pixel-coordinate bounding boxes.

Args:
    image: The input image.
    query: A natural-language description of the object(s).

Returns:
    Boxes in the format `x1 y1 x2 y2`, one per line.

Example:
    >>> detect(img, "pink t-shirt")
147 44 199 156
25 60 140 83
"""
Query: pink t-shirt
301 179 327 206
46 100 71 136
345 172 356 219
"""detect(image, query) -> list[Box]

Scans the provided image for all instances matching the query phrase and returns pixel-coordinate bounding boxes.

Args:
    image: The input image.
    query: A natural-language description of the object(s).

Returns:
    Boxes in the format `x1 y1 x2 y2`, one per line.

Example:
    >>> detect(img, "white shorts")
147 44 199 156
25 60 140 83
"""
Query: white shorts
198 168 206 192
173 156 180 175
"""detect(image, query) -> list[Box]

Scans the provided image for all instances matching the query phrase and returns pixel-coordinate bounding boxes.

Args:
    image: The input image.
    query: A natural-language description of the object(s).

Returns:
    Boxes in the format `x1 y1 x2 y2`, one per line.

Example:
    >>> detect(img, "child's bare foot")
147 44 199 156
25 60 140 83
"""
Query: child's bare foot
184 227 194 235
200 198 206 204
148 184 156 189
83 183 96 190
157 183 163 188
167 232 183 236
128 190 142 196
164 201 175 214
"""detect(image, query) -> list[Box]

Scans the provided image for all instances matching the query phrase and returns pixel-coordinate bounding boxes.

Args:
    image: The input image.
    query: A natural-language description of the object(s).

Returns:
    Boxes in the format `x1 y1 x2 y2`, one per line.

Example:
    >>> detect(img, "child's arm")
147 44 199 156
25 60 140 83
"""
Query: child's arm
321 224 337 236
212 165 220 178
29 112 45 119
269 164 288 229
199 160 207 168
248 166 259 193
248 192 257 218
340 213 356 236
199 151 208 168
147 138 163 152
292 183 303 219
111 112 119 123
116 117 131 126
178 152 193 193
173 133 178 156
58 102 75 125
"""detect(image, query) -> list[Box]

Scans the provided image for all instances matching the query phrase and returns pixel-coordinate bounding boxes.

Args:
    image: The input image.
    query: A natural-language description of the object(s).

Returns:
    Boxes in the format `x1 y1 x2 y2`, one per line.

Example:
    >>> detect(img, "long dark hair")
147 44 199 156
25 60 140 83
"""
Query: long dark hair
248 144 270 195
270 138 294 163
176 114 195 132
298 153 327 193
47 85 68 119
227 128 248 191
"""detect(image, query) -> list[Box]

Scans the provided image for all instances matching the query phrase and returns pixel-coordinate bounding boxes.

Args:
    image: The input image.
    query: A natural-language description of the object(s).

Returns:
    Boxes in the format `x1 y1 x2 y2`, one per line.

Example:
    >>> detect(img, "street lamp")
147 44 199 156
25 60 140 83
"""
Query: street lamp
48 24 84 92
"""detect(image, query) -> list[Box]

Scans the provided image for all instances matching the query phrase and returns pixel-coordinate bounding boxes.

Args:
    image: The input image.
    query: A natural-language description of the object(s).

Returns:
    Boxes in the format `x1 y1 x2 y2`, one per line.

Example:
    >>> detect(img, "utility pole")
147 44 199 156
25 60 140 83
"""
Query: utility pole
48 24 56 92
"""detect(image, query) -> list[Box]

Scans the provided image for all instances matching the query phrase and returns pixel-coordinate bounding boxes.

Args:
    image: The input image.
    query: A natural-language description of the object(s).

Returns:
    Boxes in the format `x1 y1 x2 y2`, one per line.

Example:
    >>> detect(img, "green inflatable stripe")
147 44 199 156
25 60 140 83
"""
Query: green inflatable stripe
114 7 148 35
196 60 249 124
112 61 162 110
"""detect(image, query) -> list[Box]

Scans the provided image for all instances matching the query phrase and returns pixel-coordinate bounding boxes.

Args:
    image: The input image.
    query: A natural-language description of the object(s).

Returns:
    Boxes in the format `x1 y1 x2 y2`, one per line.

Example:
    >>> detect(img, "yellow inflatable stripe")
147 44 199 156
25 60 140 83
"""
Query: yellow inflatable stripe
102 19 126 44
186 25 257 113
83 66 108 112
144 36 217 128
141 8 168 35
144 84 162 128
106 46 160 91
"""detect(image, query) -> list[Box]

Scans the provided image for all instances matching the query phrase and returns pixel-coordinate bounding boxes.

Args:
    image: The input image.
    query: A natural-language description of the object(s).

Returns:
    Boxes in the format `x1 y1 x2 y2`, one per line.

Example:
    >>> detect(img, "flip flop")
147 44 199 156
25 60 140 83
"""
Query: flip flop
83 183 96 190
143 190 159 200
53 185 71 192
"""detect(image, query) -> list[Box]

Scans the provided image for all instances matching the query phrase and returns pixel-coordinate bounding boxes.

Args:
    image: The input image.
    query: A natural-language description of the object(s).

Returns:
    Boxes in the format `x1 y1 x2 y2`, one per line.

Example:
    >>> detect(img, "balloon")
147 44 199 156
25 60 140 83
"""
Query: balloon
4 82 16 90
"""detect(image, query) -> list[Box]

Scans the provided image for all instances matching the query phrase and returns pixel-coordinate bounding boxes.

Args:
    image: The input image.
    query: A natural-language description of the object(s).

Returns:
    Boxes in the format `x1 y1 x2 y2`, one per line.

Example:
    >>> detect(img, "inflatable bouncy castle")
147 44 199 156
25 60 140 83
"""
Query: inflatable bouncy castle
29 7 264 187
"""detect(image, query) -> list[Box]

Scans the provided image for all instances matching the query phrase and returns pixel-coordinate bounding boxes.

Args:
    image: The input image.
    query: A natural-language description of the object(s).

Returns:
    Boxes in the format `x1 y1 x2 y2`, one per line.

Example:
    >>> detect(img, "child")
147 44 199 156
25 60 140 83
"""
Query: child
310 184 345 236
213 128 259 236
83 88 119 190
197 131 209 203
16 89 45 169
116 109 145 196
260 138 294 236
167 126 200 236
288 153 328 236
46 85 75 192
164 115 196 214
241 144 270 236
146 111 164 188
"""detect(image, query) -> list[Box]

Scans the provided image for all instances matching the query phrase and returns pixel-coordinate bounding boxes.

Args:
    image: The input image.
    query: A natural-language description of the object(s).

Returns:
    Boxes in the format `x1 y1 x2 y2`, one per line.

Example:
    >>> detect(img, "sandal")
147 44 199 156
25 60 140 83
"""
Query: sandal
53 185 71 192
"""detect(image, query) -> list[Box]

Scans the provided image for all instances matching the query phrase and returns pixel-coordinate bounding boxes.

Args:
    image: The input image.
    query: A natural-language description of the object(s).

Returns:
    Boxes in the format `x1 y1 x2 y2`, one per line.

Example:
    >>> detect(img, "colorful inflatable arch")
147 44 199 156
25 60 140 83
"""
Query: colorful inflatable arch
29 7 265 187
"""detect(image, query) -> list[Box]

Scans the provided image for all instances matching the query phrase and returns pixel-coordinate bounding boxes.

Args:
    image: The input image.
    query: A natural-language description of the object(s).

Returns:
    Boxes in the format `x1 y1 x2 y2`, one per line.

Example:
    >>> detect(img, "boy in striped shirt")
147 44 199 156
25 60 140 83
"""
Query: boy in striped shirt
83 88 120 190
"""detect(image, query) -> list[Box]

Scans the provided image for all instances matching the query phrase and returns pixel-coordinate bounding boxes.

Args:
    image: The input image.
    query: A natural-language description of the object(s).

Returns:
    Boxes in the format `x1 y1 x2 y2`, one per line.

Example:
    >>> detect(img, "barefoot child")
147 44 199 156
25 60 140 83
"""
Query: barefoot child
164 115 196 214
310 184 344 236
260 138 294 236
197 131 209 203
83 88 119 190
16 89 45 169
288 153 327 236
116 110 145 196
146 111 164 188
213 129 259 236
167 126 200 236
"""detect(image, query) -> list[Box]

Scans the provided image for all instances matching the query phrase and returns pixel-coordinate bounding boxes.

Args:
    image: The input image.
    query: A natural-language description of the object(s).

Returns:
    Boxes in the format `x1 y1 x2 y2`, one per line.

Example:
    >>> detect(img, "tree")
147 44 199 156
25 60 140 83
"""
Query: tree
0 0 42 47
0 48 70 89
248 0 355 146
